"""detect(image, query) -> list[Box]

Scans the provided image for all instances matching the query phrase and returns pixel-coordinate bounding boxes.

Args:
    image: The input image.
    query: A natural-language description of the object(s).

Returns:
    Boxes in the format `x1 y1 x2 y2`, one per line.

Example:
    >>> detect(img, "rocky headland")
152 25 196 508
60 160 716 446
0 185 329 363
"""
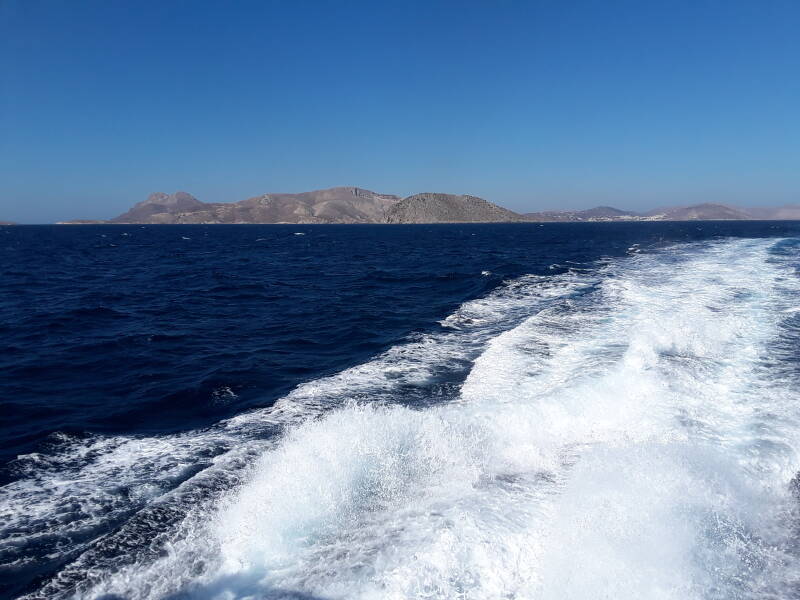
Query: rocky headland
58 187 800 224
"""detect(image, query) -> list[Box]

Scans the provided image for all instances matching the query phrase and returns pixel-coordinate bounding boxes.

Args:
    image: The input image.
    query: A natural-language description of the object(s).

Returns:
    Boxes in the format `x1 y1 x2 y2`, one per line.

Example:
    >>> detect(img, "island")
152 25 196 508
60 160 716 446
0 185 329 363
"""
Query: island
58 187 800 224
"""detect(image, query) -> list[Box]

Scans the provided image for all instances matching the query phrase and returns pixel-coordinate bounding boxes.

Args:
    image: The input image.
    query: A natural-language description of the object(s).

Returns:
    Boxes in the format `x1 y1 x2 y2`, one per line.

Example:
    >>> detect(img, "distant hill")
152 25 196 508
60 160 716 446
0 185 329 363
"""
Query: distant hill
0 221 15 225
578 206 638 219
646 203 750 220
743 205 800 220
524 206 642 222
59 190 800 224
106 187 400 224
526 203 764 222
386 193 524 223
112 191 206 223
65 188 523 224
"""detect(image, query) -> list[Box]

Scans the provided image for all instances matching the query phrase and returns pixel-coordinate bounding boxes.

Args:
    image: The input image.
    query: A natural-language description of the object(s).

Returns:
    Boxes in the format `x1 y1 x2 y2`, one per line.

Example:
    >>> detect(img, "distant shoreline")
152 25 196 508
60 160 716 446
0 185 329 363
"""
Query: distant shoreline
41 218 800 226
47 187 800 226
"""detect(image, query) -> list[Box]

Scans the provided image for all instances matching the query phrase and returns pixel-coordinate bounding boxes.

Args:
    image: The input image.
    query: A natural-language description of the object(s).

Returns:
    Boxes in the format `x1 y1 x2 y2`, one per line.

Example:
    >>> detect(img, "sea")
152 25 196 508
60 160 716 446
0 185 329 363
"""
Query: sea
2 221 800 599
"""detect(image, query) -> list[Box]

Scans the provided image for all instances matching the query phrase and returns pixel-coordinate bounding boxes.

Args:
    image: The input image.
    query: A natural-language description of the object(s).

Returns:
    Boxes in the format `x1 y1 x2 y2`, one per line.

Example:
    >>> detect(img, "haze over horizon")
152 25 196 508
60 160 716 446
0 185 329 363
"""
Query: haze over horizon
1 0 798 223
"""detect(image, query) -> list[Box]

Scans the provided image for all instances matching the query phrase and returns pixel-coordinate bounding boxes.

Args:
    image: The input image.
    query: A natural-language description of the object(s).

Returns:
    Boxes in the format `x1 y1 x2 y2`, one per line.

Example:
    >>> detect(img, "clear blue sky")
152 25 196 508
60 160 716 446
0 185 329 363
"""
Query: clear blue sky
1 0 798 222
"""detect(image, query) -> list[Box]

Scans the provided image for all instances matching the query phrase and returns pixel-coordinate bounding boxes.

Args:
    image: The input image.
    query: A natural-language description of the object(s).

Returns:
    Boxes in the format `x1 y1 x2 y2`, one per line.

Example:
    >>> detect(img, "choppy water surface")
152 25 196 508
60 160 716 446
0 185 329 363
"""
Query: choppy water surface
2 222 800 599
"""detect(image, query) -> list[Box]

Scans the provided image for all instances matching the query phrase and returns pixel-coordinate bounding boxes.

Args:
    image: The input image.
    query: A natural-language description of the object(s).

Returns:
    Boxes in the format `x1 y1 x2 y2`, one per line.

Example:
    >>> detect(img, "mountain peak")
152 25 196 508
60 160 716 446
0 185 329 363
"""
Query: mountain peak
144 191 199 205
110 191 206 223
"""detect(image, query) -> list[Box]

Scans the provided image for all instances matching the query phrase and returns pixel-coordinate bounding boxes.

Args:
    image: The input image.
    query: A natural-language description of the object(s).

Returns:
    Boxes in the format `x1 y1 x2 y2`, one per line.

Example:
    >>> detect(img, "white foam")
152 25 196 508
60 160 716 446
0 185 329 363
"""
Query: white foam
15 238 800 600
8 269 593 598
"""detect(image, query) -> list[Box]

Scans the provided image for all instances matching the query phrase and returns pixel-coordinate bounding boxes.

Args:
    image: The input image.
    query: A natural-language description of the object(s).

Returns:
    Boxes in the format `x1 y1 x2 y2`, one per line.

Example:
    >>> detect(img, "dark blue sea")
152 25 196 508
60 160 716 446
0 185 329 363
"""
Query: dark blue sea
3 222 800 600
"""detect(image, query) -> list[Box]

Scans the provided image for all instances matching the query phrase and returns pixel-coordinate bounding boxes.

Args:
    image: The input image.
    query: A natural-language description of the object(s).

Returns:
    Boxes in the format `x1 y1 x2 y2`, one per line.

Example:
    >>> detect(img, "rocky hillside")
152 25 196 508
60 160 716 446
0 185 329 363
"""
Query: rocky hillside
59 189 800 224
75 188 525 224
386 193 524 223
108 188 400 224
111 192 206 223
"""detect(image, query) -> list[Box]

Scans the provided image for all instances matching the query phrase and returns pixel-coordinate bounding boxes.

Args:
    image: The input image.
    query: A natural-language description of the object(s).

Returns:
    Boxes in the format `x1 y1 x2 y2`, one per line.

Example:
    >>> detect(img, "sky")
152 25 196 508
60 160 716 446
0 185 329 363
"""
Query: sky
0 0 798 223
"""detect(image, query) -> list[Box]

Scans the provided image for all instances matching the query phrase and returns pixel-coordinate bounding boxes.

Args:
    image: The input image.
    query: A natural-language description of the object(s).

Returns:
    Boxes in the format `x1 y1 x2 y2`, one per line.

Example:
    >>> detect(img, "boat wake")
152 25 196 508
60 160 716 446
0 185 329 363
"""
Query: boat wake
5 238 800 599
